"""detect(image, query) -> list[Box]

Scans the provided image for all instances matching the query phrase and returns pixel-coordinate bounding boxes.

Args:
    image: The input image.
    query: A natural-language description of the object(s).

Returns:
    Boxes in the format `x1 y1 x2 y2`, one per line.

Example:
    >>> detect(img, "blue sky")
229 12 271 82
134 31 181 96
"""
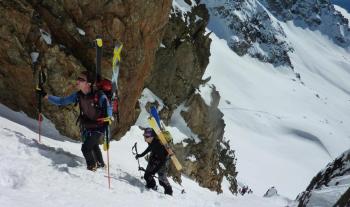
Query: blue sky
331 0 350 12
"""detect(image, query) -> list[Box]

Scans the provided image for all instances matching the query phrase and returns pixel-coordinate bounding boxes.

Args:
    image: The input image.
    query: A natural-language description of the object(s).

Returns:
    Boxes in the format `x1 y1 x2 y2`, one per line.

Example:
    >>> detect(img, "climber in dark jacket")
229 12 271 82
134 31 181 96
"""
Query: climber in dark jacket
135 128 173 195
36 71 112 171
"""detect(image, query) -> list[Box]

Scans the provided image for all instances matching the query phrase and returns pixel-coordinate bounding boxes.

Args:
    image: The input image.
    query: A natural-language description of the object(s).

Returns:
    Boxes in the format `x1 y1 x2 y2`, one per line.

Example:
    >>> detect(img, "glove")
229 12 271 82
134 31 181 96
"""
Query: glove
135 154 141 160
36 87 47 98
97 117 113 126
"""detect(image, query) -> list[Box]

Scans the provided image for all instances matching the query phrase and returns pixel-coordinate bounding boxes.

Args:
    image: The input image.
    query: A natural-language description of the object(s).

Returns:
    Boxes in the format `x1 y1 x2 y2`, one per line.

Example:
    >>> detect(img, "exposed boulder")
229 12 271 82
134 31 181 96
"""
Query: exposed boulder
264 186 279 197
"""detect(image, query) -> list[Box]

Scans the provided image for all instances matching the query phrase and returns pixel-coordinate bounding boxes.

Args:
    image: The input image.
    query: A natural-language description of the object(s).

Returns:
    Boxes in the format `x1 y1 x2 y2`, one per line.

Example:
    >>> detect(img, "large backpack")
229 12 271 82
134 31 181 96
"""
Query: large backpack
76 90 109 130
96 78 119 119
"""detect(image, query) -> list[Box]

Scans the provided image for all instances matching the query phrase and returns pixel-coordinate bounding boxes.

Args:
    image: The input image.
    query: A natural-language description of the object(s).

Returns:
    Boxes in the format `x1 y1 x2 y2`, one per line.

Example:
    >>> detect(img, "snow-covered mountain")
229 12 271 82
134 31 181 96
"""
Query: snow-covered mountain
198 0 350 201
203 0 350 69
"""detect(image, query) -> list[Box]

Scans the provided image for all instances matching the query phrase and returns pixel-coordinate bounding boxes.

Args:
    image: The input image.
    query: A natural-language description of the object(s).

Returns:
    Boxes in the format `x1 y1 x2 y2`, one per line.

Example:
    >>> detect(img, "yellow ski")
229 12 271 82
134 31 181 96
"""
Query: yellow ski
148 117 183 171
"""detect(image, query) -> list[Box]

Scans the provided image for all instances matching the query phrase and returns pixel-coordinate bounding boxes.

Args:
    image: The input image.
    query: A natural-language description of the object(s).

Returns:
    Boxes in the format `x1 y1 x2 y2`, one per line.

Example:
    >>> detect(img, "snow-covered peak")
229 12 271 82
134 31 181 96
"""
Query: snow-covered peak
203 0 293 68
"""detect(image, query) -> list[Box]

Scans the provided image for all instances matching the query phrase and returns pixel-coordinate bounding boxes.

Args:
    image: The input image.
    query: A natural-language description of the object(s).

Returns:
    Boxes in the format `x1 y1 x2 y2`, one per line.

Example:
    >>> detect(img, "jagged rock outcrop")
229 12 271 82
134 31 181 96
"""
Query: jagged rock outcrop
0 0 172 139
145 2 211 112
296 149 350 207
178 86 237 194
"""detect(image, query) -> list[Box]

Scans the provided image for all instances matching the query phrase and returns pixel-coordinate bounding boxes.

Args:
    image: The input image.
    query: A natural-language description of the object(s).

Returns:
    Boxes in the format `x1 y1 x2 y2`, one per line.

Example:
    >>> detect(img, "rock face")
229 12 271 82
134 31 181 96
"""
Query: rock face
179 87 238 194
145 3 211 111
0 0 172 139
296 149 350 207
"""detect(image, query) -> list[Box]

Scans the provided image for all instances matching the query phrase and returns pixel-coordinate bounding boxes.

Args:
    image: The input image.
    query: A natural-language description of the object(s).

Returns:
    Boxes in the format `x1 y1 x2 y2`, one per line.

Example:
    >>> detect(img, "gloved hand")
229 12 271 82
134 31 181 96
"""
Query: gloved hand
97 117 113 126
36 87 47 98
135 154 141 160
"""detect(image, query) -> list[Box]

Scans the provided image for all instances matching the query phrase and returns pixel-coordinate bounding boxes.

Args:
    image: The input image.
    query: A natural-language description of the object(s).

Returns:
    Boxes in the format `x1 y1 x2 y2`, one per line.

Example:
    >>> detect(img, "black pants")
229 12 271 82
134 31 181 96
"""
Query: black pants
144 159 172 195
81 131 104 167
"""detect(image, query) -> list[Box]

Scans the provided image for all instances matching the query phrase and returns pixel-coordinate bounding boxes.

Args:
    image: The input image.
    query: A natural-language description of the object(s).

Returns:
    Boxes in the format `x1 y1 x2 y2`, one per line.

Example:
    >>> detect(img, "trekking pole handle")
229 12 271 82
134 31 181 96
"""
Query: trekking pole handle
132 142 137 155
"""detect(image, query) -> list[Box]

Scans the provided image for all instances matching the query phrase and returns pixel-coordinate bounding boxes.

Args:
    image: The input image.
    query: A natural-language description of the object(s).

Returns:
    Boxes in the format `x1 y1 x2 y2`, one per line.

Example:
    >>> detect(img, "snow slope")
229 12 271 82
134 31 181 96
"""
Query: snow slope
202 14 350 199
0 104 292 207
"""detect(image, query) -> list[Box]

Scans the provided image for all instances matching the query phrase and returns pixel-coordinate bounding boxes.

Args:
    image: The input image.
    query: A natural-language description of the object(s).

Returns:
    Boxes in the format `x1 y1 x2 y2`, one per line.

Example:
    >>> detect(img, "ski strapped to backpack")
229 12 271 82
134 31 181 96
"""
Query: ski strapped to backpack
148 114 182 171
150 106 173 143
95 36 103 83
95 42 123 126
111 43 123 123
94 36 123 189
94 36 111 189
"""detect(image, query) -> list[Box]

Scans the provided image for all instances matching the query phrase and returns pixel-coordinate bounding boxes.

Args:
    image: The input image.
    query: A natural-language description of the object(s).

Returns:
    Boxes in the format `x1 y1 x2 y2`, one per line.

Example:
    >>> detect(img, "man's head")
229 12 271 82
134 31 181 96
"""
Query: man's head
76 71 94 93
143 127 155 143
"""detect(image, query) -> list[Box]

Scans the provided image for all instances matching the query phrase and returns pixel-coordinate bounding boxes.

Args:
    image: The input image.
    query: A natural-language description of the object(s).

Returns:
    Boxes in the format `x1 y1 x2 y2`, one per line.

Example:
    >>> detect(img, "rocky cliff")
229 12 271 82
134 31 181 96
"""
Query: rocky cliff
0 0 172 139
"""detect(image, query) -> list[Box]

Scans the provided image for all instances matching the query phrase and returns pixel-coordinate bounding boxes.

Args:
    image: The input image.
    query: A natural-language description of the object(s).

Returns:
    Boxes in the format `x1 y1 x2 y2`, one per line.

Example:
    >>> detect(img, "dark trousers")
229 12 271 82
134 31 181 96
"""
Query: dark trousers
81 131 104 167
144 159 173 195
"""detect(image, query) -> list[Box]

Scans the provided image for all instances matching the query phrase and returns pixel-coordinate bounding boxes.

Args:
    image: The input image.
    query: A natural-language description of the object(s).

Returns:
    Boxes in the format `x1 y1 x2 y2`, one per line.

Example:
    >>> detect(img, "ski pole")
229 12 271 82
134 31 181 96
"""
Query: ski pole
132 142 145 176
105 126 111 189
36 69 46 143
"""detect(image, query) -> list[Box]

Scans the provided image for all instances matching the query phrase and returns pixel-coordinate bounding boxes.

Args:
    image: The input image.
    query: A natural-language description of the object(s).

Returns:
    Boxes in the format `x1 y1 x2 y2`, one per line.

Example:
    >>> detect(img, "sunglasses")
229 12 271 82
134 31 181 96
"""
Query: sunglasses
76 77 87 82
143 135 152 139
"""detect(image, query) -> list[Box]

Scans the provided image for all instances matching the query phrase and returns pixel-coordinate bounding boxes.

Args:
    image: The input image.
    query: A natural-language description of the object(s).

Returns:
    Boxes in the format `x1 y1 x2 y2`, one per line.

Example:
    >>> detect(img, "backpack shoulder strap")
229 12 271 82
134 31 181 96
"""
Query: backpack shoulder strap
75 91 84 127
75 91 82 106
95 90 110 117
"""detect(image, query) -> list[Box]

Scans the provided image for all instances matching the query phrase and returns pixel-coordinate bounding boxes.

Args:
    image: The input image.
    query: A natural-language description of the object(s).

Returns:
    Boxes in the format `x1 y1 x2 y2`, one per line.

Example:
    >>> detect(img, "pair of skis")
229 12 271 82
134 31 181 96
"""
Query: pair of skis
148 106 183 171
95 36 123 189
